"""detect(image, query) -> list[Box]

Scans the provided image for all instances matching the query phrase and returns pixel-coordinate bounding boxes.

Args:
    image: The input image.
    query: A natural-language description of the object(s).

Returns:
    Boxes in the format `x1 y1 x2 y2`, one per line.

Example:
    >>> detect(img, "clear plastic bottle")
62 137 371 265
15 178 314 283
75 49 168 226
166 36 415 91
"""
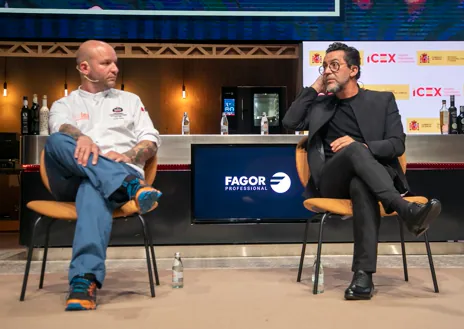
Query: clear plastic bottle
181 112 190 135
311 260 324 294
220 113 229 135
172 252 184 288
260 112 268 135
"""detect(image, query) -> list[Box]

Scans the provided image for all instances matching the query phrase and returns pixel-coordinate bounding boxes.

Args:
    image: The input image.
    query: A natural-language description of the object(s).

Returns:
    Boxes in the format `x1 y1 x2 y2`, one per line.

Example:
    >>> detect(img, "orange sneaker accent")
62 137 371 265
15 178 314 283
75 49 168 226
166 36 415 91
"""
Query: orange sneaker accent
88 282 97 296
65 299 96 310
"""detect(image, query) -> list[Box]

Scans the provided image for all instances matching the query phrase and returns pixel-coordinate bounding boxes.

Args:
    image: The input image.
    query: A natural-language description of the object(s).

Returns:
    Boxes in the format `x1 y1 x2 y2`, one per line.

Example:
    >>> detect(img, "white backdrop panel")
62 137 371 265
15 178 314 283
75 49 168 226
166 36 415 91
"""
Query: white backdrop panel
302 41 464 134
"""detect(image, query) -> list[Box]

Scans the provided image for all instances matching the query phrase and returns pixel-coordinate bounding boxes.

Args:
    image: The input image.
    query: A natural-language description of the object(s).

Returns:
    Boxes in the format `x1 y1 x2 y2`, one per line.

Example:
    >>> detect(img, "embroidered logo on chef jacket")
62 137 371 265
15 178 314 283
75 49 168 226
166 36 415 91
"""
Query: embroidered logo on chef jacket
74 112 89 121
110 107 127 120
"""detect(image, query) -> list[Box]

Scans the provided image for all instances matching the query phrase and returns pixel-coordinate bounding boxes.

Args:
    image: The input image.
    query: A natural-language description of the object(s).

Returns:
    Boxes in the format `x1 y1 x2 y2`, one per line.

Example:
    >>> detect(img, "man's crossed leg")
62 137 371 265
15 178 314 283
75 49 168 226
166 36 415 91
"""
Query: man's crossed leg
44 132 162 311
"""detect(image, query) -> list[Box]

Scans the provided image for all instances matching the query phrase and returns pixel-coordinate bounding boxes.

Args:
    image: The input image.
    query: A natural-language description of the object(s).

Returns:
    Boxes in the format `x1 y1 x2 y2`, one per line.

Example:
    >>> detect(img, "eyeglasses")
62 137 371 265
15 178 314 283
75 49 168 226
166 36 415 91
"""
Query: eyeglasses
319 62 341 75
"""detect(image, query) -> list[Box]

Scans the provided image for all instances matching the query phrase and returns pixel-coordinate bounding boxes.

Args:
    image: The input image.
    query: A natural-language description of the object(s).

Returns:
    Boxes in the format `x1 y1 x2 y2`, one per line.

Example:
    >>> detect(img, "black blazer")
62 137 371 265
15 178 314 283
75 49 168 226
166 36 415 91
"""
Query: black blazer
282 87 410 198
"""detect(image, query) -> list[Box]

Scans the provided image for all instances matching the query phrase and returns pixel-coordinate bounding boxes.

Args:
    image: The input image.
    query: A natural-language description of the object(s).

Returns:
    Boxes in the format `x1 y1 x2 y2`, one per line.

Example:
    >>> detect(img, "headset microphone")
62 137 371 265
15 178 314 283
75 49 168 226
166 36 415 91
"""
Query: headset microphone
75 65 100 83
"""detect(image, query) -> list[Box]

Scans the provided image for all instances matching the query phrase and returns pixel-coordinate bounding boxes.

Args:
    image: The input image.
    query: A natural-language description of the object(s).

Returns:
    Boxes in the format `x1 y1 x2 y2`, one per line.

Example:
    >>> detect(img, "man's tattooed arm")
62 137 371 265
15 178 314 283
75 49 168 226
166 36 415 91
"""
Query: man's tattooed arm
59 124 85 140
123 140 158 166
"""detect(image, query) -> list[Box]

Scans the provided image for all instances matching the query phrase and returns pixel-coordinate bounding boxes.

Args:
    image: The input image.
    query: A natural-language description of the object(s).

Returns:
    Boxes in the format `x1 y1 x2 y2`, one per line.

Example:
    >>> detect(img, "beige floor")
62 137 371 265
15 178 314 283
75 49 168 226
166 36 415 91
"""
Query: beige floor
1 267 464 329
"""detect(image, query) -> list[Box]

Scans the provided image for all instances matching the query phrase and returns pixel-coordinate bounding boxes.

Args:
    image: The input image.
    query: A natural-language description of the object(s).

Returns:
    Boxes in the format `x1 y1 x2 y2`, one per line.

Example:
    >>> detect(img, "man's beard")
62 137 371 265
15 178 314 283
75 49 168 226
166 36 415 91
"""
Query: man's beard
326 77 350 93
327 82 342 93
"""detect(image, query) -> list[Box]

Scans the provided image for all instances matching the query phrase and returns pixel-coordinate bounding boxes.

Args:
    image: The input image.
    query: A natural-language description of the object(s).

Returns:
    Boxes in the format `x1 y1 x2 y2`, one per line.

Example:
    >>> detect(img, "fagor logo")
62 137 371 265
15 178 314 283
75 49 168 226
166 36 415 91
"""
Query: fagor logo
225 176 267 191
224 172 291 193
270 172 291 194
366 53 396 63
412 87 442 97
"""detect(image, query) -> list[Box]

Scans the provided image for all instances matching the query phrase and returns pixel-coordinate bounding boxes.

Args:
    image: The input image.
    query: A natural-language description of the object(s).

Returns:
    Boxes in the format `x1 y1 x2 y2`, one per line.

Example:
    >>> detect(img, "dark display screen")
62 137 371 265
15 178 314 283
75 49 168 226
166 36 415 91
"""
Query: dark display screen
191 144 315 223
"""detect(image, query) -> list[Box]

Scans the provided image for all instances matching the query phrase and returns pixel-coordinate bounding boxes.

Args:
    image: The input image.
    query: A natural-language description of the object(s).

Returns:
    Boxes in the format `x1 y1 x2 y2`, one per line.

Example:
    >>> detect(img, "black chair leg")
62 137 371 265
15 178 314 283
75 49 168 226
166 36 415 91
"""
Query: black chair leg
39 219 56 289
20 216 43 301
397 218 409 282
424 231 439 293
139 215 160 286
313 213 328 295
138 215 156 297
297 218 311 282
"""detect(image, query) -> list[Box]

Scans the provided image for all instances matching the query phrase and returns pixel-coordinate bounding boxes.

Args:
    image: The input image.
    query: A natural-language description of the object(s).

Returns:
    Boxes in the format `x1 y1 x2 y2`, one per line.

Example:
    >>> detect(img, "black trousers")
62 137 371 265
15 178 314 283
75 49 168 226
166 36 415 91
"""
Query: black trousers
319 142 402 273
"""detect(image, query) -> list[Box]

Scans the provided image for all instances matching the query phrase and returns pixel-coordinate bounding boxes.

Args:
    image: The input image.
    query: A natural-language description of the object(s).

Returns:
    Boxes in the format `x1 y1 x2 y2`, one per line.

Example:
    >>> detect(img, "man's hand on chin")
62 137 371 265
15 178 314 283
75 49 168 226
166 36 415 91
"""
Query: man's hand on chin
330 136 368 153
103 151 132 163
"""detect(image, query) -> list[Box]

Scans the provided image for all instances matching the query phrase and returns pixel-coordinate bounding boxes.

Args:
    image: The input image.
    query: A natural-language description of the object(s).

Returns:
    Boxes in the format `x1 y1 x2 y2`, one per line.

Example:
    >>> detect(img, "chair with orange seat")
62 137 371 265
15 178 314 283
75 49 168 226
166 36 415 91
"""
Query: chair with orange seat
20 150 160 301
295 136 439 294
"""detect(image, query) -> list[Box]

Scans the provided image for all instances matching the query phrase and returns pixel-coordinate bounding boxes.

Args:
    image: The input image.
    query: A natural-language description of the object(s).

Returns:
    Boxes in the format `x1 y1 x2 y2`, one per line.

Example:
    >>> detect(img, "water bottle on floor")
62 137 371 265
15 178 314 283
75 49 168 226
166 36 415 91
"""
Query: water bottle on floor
172 252 184 288
311 260 324 294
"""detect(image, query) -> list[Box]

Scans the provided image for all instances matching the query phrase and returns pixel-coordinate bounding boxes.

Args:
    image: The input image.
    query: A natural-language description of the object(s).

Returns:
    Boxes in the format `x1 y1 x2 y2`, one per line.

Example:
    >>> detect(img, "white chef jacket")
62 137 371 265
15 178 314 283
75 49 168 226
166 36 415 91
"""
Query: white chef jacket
49 86 161 177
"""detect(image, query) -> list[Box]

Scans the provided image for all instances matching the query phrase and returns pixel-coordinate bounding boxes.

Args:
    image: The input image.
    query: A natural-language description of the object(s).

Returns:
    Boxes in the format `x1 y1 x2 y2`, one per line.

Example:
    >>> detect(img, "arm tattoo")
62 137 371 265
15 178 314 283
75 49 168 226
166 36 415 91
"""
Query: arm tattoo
59 124 84 141
123 140 158 166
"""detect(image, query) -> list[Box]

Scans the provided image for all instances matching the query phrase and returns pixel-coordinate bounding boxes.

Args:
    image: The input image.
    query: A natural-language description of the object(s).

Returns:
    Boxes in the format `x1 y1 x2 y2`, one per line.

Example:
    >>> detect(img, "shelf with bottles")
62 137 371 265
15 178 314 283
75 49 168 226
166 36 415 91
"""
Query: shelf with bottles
20 94 50 137
440 95 464 135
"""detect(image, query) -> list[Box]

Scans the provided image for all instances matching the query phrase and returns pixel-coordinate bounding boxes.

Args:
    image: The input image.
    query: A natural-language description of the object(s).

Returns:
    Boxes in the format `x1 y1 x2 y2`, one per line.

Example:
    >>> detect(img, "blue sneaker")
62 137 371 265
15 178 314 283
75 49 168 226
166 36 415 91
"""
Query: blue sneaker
65 274 97 311
121 176 162 214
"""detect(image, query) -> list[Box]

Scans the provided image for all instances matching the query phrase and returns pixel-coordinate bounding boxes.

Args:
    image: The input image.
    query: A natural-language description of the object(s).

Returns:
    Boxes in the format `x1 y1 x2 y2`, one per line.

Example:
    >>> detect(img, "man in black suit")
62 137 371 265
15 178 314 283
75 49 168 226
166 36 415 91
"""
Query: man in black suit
283 42 441 300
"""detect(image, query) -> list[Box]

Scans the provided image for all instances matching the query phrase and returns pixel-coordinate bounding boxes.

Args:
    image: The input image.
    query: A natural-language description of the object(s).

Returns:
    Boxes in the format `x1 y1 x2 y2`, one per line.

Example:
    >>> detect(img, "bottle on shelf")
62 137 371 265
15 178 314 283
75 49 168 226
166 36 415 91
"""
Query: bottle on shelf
220 112 229 135
172 252 184 289
30 94 40 135
311 260 324 294
260 112 269 135
20 96 30 135
448 95 458 134
182 112 190 135
39 95 50 136
439 99 449 135
457 106 464 135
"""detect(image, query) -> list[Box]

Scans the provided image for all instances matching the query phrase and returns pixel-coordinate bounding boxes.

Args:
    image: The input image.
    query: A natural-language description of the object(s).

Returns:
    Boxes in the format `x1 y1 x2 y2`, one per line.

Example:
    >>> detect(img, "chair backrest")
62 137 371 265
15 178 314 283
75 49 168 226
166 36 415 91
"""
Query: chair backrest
295 136 407 187
143 155 158 185
39 150 52 194
296 136 310 187
39 150 158 193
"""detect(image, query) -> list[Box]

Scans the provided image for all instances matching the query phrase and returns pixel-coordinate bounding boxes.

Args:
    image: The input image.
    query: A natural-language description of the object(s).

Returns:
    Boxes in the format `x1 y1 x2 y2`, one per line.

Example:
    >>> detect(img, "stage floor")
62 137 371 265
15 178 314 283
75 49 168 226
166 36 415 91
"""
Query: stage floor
1 263 463 328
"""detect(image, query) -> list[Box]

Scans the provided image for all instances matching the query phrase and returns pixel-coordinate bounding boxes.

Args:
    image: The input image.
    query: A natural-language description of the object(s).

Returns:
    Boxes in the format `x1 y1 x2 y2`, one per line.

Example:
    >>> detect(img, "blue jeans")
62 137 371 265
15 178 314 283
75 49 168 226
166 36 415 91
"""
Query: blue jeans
44 132 142 288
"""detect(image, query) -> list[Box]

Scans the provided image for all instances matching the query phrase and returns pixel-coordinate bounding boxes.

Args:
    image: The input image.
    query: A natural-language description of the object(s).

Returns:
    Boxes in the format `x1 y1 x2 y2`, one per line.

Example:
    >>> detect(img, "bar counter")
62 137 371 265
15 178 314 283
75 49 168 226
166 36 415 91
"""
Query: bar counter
19 134 464 247
21 134 464 166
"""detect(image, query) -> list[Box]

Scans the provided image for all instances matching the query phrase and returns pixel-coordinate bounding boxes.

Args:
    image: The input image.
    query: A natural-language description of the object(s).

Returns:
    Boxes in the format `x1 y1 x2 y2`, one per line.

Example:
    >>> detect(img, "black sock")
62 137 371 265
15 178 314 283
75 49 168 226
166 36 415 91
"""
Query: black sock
109 175 138 204
84 273 101 288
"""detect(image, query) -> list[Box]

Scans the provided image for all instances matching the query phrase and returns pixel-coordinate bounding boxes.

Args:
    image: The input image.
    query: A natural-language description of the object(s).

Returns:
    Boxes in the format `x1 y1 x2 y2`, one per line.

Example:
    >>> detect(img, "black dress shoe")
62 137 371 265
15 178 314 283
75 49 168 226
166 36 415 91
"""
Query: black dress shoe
344 270 374 300
402 199 441 237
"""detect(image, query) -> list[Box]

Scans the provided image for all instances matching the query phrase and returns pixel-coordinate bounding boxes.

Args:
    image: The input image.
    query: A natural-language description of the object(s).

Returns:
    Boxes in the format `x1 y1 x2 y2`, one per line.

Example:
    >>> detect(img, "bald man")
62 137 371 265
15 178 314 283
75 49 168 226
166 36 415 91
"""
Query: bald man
46 40 162 311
